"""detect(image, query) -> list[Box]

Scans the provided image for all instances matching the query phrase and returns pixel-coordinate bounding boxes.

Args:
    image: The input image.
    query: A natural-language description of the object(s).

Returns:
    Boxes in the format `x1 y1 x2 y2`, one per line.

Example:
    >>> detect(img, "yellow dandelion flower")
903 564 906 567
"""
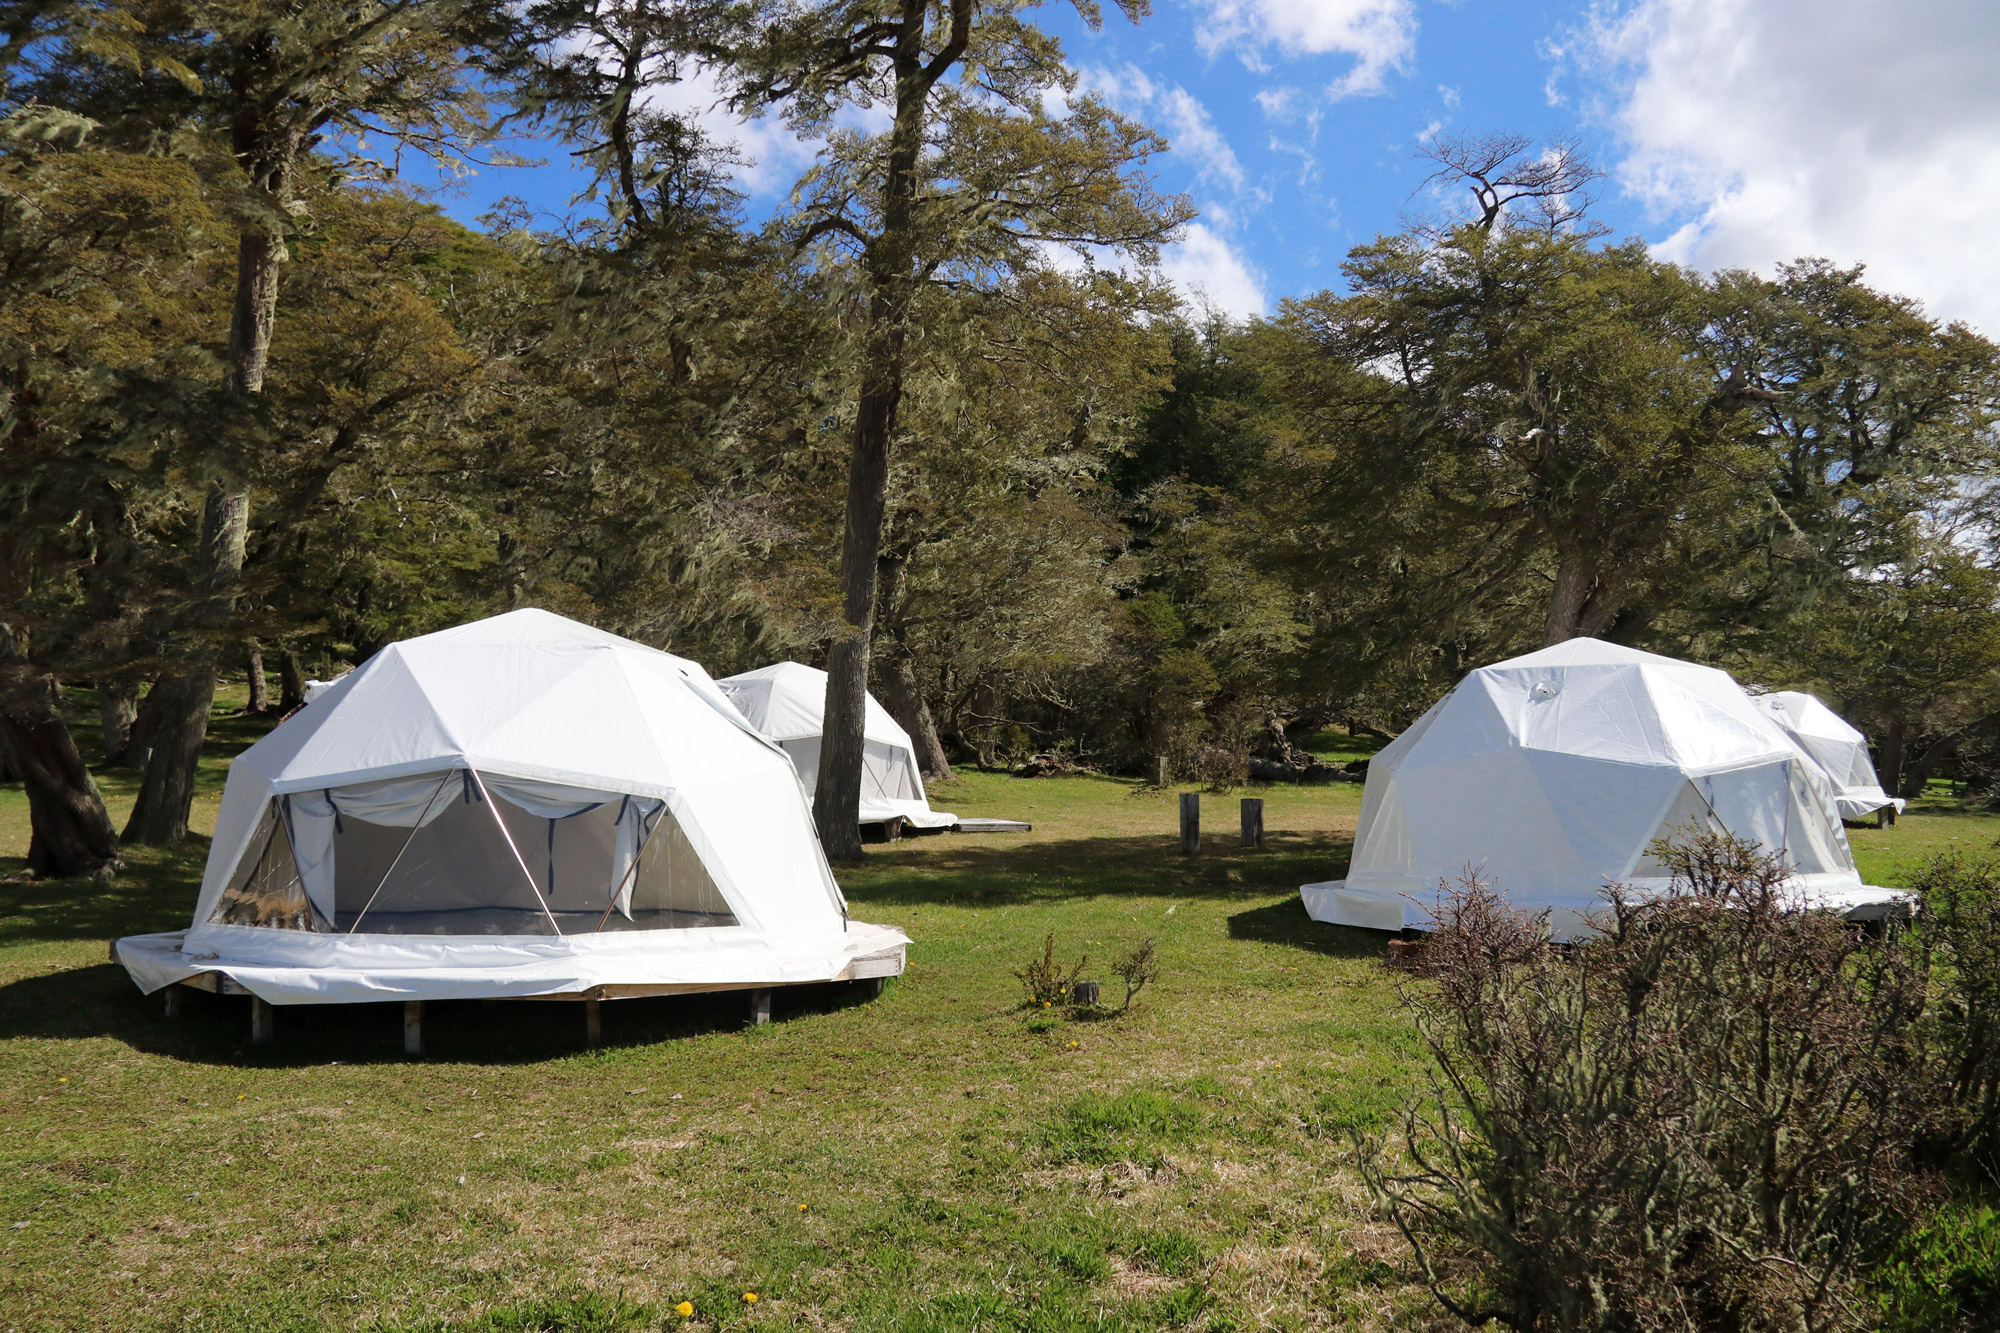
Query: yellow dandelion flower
798 1203 808 1211
57 1077 67 1083
742 1290 759 1304
675 1301 694 1317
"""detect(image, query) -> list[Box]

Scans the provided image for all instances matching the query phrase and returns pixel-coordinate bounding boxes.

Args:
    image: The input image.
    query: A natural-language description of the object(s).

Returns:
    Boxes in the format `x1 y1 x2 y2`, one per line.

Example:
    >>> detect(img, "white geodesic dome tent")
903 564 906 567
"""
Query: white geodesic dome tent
1300 639 1905 940
1757 690 1904 821
113 610 906 1005
717 662 957 830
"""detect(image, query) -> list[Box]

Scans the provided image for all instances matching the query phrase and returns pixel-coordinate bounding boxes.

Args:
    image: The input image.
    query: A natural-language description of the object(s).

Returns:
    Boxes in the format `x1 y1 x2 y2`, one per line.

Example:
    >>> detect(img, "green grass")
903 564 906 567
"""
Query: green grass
4 691 1996 1330
0 692 1435 1331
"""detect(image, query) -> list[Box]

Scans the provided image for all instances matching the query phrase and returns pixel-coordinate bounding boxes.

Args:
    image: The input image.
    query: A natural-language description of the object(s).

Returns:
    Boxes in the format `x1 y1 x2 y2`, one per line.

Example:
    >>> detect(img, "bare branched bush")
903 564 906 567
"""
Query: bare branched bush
1015 932 1086 1007
1110 938 1158 1011
1908 853 2000 1182
1359 832 1936 1332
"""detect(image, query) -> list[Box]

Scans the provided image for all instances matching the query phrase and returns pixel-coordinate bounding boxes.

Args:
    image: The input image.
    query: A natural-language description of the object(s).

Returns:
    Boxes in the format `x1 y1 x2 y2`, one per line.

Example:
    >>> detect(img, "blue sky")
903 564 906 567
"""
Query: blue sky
434 0 2000 335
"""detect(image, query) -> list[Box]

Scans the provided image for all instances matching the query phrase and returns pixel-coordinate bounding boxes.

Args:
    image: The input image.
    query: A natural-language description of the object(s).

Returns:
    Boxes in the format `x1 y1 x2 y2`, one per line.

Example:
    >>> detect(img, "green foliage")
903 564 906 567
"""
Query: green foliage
1870 1202 2000 1333
1909 853 2000 1180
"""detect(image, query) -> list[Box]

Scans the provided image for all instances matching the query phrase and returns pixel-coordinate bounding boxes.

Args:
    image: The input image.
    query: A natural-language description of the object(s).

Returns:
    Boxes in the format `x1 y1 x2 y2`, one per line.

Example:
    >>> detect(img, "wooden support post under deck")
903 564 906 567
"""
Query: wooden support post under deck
1241 797 1264 848
250 996 275 1047
403 1001 423 1056
750 988 772 1026
163 983 182 1019
584 995 602 1045
1179 792 1200 855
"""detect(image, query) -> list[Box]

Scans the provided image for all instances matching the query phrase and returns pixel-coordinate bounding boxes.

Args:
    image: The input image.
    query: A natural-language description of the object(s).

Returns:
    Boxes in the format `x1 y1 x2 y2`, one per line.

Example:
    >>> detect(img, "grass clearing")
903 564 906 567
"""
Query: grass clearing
1 692 1993 1328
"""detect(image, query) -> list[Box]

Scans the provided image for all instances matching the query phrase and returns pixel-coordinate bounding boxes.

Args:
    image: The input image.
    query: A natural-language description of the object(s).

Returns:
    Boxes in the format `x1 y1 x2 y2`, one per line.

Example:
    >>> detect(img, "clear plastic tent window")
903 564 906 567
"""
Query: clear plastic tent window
206 768 735 936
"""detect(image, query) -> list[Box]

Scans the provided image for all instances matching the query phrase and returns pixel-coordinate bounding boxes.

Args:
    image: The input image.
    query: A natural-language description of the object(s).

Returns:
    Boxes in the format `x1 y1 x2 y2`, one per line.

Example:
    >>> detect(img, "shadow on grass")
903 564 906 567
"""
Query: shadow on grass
1225 898 1389 960
0 960 887 1067
840 830 1352 908
0 841 207 945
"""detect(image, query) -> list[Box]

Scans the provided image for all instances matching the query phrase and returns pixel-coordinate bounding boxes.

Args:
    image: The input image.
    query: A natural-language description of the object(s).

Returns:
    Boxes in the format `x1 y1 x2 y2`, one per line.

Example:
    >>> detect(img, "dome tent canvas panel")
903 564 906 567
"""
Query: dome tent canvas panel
717 661 957 829
1300 638 1905 940
113 609 907 1005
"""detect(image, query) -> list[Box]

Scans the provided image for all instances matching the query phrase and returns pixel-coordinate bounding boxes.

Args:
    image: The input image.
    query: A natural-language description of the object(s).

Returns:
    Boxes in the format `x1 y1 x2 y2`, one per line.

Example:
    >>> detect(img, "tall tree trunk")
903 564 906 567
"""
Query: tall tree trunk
277 650 305 714
244 648 269 714
98 681 138 764
813 339 901 860
813 0 956 860
1543 550 1595 646
0 635 119 880
124 225 277 844
873 551 952 781
1879 719 1908 804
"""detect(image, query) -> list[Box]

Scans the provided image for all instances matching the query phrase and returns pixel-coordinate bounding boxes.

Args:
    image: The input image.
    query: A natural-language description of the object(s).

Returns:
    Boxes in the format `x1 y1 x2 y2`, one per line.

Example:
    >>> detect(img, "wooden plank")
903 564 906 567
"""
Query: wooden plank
1180 792 1200 855
403 1001 423 1056
1241 797 1264 848
250 996 275 1046
955 818 1032 834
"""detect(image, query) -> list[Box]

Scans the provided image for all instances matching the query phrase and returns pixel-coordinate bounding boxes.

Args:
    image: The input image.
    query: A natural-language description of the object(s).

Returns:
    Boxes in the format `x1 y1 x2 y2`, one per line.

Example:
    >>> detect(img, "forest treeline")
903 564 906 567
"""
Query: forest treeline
4 1 2000 876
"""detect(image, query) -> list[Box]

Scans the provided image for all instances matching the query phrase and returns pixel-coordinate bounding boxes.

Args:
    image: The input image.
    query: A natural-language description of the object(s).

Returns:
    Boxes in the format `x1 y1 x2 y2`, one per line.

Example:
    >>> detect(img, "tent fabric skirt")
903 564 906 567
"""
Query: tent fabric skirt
1300 877 1910 942
112 920 908 1005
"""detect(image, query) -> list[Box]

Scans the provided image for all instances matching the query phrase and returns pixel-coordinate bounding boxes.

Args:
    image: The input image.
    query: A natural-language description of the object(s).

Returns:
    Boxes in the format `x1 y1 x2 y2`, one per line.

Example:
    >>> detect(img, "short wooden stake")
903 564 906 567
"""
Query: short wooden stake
1179 792 1200 854
1070 979 1101 1007
163 983 182 1019
584 995 602 1045
750 988 772 1026
1152 755 1170 787
1241 797 1264 848
403 1001 424 1056
250 996 275 1047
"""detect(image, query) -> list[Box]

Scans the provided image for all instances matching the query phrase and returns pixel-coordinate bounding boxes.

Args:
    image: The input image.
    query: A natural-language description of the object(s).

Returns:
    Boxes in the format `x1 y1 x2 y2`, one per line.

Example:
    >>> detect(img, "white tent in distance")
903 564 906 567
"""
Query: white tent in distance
1757 690 1905 820
1300 639 1906 940
718 662 958 831
112 609 906 1006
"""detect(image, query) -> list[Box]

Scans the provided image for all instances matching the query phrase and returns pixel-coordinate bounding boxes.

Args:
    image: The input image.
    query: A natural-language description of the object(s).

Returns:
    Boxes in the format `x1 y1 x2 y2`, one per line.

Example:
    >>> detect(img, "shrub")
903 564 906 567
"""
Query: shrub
1359 833 1936 1332
1109 938 1158 1011
1015 932 1087 1006
1908 853 2000 1182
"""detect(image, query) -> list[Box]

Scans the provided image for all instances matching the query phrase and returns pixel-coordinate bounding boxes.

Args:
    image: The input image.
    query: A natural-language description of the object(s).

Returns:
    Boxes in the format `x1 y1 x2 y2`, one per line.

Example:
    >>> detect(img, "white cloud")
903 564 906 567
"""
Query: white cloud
1191 0 1416 97
1159 222 1269 320
634 64 825 198
1594 0 2000 336
1081 65 1246 195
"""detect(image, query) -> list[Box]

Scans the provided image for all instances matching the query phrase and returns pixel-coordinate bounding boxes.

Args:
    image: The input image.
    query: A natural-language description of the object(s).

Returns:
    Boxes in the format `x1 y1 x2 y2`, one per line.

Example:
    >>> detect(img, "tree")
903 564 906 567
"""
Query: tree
0 122 218 877
701 0 1190 856
1281 220 1772 649
1793 554 2000 799
6 0 514 843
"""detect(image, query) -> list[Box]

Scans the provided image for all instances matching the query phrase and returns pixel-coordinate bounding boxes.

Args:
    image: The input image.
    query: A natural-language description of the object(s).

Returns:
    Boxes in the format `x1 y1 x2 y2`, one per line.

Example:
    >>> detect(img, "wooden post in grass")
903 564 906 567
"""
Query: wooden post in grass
250 996 275 1046
1241 798 1264 848
750 989 772 1026
1180 792 1200 854
1152 755 1170 787
403 1002 423 1056
585 995 602 1045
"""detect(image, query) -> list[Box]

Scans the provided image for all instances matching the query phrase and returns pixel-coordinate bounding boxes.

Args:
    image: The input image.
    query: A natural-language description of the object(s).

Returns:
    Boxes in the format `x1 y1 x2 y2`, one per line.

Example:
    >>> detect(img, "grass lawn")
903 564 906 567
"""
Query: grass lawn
2 693 1994 1331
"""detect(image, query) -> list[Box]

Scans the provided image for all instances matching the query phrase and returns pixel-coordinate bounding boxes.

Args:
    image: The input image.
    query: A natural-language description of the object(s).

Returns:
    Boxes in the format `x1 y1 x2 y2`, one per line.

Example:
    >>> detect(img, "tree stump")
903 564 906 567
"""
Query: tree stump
1070 980 1101 1007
